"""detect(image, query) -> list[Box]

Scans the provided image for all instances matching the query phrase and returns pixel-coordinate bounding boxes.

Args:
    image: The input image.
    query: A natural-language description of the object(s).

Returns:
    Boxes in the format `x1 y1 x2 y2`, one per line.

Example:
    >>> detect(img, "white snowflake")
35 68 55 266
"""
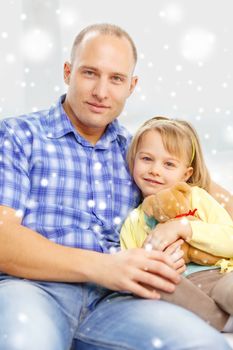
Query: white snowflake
99 201 106 210
152 337 164 348
93 225 101 233
26 199 38 209
87 200 95 208
58 9 77 27
109 246 118 254
170 91 176 98
20 13 27 21
159 3 183 24
5 53 16 64
21 29 53 62
46 144 56 152
180 218 189 225
18 312 28 323
93 162 102 171
1 32 8 39
41 178 48 187
176 65 183 71
144 243 153 252
113 216 122 225
181 28 216 62
15 209 23 218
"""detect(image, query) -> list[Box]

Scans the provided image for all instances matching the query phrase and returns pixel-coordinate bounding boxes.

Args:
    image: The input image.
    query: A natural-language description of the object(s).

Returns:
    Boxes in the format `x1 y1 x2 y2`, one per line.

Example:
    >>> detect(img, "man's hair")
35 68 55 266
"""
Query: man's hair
70 23 137 64
127 116 211 191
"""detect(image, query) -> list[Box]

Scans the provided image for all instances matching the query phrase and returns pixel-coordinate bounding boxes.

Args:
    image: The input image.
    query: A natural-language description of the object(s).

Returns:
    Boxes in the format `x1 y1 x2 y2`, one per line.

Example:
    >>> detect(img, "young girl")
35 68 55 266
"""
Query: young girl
120 116 233 332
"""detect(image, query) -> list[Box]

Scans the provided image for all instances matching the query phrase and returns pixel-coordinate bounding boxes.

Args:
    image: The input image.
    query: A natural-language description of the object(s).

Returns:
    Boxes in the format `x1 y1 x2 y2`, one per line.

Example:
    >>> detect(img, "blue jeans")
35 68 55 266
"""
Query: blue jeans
0 274 230 350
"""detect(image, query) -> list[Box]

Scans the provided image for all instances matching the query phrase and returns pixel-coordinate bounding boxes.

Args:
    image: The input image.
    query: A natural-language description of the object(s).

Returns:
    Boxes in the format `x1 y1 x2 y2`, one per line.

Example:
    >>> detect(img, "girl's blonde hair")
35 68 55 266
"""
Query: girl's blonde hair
127 116 211 191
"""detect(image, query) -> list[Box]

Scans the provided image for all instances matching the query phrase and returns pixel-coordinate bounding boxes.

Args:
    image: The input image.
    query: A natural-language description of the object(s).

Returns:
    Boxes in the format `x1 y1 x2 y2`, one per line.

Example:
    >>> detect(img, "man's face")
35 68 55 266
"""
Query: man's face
63 32 138 143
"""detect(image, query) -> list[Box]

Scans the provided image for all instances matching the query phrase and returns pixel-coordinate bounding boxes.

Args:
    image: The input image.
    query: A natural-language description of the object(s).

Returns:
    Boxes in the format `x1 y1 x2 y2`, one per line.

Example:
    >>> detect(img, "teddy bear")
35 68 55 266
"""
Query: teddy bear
141 182 221 266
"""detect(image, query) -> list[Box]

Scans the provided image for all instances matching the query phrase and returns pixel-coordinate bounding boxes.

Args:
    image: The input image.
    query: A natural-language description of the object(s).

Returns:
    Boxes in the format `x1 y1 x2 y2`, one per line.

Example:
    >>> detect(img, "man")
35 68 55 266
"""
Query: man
0 23 231 350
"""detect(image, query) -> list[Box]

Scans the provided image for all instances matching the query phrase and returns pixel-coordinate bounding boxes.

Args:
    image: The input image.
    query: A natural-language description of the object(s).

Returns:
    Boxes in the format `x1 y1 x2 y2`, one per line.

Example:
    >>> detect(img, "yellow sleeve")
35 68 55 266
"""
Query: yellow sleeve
120 205 147 250
189 187 233 257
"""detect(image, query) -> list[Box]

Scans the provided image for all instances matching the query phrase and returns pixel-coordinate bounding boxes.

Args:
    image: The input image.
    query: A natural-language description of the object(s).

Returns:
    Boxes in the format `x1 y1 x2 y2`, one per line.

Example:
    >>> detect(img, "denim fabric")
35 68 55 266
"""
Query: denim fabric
0 275 230 350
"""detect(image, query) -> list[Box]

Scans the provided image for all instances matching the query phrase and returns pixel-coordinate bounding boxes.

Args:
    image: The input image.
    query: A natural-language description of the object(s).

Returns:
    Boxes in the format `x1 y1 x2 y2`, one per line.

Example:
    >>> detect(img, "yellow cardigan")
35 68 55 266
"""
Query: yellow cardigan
120 186 233 273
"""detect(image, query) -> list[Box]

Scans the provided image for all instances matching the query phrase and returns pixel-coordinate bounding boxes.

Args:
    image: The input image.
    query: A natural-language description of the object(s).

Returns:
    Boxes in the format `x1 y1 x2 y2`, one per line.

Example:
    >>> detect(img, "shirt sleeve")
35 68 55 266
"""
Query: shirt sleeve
189 187 233 257
0 120 30 214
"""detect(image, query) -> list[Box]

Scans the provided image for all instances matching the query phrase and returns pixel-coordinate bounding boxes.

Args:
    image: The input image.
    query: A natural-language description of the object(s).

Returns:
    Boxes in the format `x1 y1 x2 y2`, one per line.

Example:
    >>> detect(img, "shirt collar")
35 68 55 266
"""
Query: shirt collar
45 95 129 148
45 95 75 139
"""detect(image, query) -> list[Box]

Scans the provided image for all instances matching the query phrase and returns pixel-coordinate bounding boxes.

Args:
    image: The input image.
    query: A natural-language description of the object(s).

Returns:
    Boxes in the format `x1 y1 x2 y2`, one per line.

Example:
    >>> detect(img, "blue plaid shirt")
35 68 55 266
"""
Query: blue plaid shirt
0 95 140 252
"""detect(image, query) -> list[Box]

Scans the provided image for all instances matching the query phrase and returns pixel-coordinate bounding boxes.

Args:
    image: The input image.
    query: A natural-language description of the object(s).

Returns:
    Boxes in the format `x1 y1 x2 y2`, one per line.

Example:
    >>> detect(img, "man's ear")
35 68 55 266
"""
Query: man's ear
183 167 193 182
64 62 71 85
128 75 138 96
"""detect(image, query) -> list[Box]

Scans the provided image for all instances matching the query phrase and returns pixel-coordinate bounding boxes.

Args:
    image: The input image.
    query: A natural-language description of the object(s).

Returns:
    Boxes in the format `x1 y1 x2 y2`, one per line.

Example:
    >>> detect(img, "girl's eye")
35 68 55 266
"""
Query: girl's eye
165 162 175 167
142 157 152 161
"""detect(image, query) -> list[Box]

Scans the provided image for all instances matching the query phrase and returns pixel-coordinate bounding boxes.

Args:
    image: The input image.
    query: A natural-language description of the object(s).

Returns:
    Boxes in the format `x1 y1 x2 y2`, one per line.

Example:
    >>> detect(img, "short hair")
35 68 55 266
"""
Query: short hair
70 23 137 64
127 116 211 191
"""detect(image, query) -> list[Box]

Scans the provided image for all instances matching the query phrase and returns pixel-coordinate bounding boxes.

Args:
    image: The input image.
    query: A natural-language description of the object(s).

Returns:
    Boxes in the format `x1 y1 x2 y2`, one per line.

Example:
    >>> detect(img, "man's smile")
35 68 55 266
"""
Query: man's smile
86 101 111 113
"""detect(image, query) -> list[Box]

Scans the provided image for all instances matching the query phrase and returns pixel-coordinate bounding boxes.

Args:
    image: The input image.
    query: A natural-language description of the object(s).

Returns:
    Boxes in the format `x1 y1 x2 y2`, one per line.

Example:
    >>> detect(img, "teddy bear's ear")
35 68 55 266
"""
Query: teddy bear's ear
172 182 191 197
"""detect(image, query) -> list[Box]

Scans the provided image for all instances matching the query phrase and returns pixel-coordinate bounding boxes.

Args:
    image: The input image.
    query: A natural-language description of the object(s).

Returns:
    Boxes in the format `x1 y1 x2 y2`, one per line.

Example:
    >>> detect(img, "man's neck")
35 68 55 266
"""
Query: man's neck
62 99 105 145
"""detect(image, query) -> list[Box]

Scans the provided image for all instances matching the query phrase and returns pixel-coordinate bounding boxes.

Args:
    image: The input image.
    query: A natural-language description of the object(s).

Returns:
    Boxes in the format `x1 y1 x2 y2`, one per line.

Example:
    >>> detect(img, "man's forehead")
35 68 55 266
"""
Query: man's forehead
76 32 134 60
74 33 135 74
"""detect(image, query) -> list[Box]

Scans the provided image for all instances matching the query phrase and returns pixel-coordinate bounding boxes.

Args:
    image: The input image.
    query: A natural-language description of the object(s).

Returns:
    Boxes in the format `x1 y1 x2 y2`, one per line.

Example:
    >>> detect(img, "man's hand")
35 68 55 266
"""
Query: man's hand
93 248 181 299
143 219 192 252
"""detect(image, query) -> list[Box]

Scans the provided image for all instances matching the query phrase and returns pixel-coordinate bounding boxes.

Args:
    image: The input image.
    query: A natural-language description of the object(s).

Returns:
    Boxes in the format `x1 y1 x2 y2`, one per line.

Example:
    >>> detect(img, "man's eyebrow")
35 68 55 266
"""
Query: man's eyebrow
79 65 99 71
112 72 128 78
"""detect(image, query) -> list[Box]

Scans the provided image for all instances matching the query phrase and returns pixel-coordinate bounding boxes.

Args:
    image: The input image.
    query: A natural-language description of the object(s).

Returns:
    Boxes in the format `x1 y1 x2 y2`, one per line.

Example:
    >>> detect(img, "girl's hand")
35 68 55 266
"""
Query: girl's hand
164 239 186 274
143 219 192 252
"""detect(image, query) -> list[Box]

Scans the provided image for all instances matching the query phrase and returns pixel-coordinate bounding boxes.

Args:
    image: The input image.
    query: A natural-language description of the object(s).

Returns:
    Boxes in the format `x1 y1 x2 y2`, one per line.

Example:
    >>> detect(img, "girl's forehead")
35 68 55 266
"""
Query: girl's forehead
139 128 189 158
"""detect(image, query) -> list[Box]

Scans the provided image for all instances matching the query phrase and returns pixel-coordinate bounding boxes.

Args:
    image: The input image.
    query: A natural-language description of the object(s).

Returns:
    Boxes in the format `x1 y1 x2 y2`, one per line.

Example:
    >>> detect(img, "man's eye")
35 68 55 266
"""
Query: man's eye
83 70 95 76
112 76 123 83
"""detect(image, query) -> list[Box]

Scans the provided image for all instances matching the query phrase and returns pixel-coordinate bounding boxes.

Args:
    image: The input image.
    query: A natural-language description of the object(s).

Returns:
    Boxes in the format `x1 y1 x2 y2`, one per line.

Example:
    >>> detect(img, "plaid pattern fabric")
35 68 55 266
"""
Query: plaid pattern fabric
0 95 140 252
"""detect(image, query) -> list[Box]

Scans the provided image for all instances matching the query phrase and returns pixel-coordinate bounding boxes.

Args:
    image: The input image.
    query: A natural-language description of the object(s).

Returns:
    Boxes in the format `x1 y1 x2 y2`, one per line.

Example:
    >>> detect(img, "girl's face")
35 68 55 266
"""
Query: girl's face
133 130 193 198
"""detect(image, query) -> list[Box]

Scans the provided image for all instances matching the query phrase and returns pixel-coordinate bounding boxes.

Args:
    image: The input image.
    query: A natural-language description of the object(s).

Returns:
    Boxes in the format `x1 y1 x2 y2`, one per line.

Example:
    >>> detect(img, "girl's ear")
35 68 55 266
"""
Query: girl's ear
183 167 193 182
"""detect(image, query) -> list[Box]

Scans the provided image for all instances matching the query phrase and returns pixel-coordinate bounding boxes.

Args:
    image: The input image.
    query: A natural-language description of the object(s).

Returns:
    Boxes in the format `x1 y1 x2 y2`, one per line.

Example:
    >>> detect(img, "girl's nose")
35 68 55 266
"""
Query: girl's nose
149 162 161 175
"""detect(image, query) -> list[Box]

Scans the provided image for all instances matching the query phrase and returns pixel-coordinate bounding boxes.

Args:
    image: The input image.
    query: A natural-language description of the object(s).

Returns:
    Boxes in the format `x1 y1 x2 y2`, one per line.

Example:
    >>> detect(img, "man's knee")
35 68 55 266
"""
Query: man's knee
0 280 72 350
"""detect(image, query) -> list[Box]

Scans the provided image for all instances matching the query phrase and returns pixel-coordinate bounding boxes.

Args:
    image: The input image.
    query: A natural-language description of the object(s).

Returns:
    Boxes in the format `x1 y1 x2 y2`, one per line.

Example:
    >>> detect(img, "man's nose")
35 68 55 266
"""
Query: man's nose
92 78 109 101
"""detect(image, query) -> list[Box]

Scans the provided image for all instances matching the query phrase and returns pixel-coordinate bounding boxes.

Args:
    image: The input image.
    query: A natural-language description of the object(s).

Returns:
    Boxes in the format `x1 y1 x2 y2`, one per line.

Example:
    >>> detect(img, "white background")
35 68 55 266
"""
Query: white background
0 0 232 191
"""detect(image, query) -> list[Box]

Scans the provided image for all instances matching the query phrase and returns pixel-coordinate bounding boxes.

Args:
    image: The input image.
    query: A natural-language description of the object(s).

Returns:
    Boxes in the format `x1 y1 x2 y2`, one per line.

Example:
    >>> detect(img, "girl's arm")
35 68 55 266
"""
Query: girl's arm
187 187 233 257
209 181 233 219
120 207 147 249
